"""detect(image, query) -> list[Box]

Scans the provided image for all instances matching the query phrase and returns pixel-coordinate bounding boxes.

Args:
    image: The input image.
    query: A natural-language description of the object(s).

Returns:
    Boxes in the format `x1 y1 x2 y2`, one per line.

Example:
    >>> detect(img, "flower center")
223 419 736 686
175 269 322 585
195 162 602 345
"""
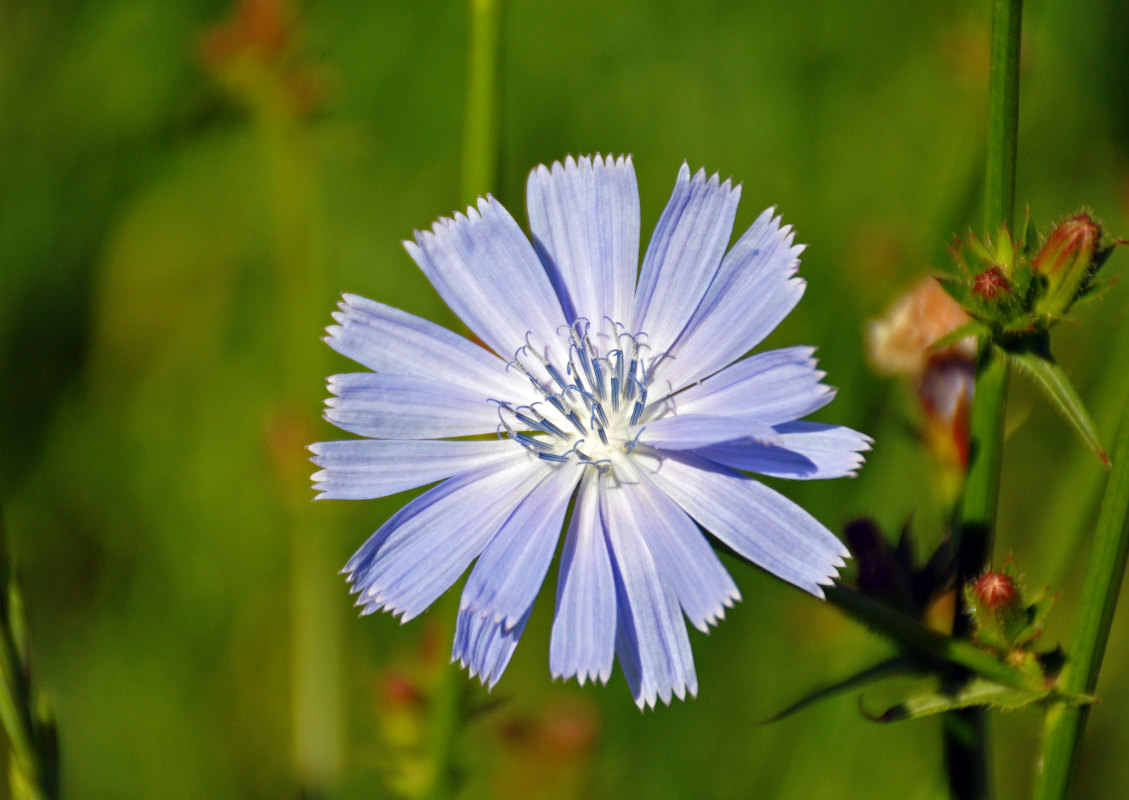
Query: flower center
495 319 650 474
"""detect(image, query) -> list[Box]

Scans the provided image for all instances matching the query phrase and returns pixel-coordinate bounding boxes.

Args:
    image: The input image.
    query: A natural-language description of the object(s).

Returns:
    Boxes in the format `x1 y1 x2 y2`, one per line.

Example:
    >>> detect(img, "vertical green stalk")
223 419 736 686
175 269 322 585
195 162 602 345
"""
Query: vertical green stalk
419 2 504 798
944 1 1023 797
1033 401 1129 799
461 0 504 204
253 88 341 796
983 0 1023 236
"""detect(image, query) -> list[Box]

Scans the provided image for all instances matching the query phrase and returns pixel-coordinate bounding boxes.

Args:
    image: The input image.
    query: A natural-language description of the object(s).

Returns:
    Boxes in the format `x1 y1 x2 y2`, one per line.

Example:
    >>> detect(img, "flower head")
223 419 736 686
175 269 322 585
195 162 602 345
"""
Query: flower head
311 155 870 708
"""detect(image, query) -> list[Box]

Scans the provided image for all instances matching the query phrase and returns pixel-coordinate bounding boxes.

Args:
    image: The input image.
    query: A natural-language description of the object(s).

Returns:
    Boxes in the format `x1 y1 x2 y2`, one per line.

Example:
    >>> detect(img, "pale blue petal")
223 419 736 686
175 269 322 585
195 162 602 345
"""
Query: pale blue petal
645 452 849 598
325 294 531 402
309 439 516 500
345 456 549 622
452 606 531 689
406 196 568 366
632 164 741 360
698 422 872 480
663 346 834 425
526 154 639 325
657 207 807 392
550 472 616 687
460 465 580 629
618 470 740 632
637 413 782 451
603 479 697 709
324 373 501 439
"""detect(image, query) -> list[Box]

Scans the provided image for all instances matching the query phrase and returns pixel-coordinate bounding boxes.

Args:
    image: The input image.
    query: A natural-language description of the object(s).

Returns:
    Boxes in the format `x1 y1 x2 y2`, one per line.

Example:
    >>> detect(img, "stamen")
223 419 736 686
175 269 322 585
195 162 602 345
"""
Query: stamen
514 406 567 439
494 319 653 476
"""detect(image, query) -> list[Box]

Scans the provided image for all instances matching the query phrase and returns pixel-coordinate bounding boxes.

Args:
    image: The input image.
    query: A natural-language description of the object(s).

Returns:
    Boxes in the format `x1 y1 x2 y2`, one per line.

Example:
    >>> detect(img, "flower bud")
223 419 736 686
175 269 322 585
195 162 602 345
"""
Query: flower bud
971 571 1019 612
964 569 1025 652
1033 213 1102 316
972 266 1011 300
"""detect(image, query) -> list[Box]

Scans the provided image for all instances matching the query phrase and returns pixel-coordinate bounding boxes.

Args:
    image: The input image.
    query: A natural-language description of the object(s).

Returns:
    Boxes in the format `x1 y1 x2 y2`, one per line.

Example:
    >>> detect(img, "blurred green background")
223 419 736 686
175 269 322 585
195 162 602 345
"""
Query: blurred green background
3 0 1129 797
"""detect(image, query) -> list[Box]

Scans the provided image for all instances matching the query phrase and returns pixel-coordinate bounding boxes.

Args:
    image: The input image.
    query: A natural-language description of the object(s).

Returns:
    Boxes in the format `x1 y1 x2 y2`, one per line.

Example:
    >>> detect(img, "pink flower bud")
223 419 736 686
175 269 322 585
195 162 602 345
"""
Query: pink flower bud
1033 214 1102 315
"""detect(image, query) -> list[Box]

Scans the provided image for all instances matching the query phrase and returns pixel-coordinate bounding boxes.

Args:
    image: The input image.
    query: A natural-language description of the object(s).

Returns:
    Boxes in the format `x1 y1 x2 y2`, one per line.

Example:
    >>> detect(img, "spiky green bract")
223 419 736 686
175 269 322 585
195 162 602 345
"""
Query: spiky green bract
936 217 1122 463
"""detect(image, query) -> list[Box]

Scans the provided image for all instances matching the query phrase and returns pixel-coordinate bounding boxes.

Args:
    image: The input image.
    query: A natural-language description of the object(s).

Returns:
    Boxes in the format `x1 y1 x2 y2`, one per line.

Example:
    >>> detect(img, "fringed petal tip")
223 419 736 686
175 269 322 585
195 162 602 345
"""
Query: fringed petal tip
634 679 699 712
692 589 742 634
551 665 614 688
535 152 635 176
676 160 744 199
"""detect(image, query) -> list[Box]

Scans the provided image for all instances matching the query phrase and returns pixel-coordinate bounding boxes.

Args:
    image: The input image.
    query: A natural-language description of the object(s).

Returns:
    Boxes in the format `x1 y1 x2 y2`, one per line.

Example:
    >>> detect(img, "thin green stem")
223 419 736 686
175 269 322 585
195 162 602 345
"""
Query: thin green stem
417 3 505 798
252 81 340 796
983 0 1023 235
943 0 1023 795
1033 401 1129 799
461 0 504 205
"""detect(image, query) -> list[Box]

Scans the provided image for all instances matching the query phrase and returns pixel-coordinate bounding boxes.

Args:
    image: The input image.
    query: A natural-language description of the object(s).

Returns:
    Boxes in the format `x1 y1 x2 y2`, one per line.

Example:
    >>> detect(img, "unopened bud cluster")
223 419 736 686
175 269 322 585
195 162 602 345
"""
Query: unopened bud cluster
939 213 1121 335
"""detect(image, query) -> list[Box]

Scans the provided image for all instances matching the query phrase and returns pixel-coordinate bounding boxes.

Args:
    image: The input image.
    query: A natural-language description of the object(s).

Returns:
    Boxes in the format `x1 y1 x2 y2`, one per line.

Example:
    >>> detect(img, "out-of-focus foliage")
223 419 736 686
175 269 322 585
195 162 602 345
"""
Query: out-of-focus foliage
1 0 1127 797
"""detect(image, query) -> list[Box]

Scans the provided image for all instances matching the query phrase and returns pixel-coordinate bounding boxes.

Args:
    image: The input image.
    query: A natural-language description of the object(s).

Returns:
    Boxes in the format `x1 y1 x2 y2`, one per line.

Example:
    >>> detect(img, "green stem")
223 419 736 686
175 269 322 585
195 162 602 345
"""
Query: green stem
252 85 340 796
1033 401 1129 799
943 0 1023 795
461 0 504 205
418 3 505 798
983 0 1023 235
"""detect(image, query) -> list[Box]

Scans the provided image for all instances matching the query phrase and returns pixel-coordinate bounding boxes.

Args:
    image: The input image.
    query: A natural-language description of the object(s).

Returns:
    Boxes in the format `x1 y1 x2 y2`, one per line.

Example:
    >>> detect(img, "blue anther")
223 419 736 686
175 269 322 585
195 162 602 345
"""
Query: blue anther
591 357 605 400
545 362 568 393
515 408 567 439
630 399 645 427
537 452 570 462
545 392 568 417
591 401 609 429
565 410 587 435
514 432 553 451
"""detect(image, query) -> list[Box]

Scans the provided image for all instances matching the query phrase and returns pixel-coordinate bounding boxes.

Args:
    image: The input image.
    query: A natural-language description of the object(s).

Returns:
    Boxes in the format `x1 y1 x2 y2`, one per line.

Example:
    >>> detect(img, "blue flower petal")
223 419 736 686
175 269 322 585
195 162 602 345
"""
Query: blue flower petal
526 154 639 326
637 413 783 451
309 439 516 500
603 479 698 709
406 196 568 366
659 207 807 392
460 464 580 629
632 164 741 360
664 346 834 425
698 422 872 480
324 373 502 439
646 452 848 598
345 456 549 622
550 473 616 687
325 293 532 402
452 606 531 689
618 469 740 632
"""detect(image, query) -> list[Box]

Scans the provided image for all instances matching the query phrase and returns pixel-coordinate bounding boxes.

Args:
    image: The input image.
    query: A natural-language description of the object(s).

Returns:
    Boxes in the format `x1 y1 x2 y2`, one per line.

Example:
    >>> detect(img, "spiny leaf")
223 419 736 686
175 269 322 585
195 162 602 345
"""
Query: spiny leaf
1004 339 1108 465
860 676 1075 723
